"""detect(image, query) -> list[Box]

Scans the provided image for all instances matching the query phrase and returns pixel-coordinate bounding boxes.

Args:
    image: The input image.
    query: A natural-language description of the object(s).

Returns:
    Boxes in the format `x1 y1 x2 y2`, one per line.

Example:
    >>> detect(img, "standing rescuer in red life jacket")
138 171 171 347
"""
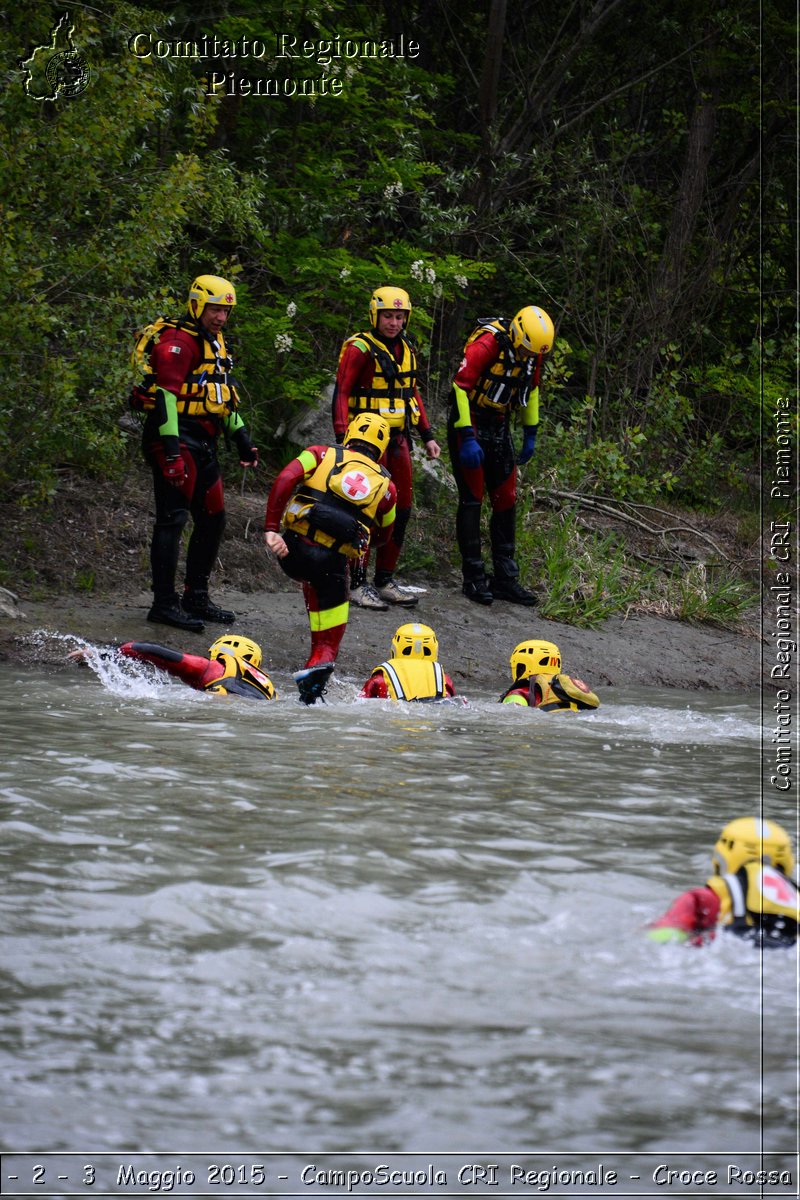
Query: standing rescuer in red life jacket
646 817 799 948
447 306 555 607
332 286 441 610
264 413 397 705
131 274 259 634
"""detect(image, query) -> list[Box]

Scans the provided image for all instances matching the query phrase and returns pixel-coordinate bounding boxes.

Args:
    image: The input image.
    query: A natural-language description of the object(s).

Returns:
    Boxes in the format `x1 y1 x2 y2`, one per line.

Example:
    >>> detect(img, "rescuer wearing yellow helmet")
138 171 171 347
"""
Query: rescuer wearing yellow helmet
131 274 259 634
332 286 440 610
647 816 798 947
499 638 600 712
447 305 555 606
265 413 396 704
360 623 458 701
69 633 276 700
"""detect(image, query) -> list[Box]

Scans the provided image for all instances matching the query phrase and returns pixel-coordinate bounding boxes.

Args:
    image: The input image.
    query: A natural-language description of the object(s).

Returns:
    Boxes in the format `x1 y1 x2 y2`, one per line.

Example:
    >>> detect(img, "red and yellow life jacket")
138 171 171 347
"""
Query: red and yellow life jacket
709 862 798 946
373 657 448 701
130 317 240 419
501 673 600 712
282 446 392 558
205 653 276 701
339 331 420 430
466 318 539 414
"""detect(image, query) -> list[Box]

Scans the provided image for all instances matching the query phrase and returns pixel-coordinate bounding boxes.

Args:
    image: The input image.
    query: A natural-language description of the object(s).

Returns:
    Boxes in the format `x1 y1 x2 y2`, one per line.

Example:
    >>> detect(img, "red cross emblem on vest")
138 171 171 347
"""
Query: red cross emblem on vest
342 471 371 499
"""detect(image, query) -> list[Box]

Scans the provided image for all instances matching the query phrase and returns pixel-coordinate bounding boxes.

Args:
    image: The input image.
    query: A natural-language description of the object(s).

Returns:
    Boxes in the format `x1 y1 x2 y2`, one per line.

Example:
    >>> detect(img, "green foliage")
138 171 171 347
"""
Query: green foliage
4 0 791 580
517 508 654 628
660 564 759 626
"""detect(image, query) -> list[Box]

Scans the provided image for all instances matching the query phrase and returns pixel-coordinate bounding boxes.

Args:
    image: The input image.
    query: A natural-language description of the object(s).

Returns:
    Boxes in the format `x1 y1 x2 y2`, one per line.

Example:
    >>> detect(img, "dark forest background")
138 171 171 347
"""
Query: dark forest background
2 1 796 518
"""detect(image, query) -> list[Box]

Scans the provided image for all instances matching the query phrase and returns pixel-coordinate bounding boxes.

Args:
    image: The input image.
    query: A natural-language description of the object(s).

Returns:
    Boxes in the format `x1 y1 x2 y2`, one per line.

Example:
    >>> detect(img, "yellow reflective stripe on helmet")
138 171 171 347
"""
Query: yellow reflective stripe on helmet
502 693 528 706
298 449 319 474
309 602 349 631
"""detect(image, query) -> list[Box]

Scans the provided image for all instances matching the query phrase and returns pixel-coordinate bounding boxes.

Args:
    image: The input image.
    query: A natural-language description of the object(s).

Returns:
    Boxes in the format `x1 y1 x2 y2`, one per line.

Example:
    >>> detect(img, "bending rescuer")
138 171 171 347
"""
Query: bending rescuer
447 305 554 607
264 413 396 705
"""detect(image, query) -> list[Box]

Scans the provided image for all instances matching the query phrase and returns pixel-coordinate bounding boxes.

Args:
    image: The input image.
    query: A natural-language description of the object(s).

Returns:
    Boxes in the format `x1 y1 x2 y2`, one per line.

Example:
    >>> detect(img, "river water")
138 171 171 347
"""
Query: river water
0 639 796 1197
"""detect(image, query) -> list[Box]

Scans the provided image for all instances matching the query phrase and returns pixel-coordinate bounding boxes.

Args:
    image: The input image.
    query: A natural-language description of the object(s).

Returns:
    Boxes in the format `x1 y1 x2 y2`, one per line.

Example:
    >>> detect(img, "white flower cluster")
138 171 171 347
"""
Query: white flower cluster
340 267 351 279
455 274 468 289
383 180 404 201
286 302 297 318
410 259 424 281
274 332 293 353
425 266 436 284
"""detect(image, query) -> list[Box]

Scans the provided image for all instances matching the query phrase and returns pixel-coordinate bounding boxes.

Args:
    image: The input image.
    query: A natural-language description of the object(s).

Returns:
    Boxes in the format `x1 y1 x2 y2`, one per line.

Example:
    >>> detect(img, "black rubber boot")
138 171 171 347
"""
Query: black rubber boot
490 522 538 603
462 575 494 605
148 596 205 633
182 589 236 624
490 575 538 606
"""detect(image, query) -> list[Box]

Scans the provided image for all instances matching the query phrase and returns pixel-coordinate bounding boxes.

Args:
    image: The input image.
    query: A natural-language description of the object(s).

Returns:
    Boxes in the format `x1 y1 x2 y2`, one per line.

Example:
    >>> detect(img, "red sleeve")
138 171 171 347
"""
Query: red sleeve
359 672 389 699
445 674 456 697
119 642 220 691
333 343 373 437
453 333 499 393
413 386 434 441
373 480 397 546
264 447 326 531
649 887 721 934
150 328 200 392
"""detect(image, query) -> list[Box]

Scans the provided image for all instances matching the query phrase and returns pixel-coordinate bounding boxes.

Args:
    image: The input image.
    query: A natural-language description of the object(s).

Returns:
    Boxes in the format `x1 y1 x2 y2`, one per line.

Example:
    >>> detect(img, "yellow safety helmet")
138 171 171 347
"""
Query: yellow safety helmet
508 306 554 355
344 412 390 457
510 639 561 682
712 817 795 877
391 622 439 660
188 274 237 320
369 286 411 329
208 634 262 669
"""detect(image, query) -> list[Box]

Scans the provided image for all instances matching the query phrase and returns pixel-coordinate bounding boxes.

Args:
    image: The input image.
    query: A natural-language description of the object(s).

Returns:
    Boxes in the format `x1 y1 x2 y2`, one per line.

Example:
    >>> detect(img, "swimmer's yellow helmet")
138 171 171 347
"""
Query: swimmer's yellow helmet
509 639 561 682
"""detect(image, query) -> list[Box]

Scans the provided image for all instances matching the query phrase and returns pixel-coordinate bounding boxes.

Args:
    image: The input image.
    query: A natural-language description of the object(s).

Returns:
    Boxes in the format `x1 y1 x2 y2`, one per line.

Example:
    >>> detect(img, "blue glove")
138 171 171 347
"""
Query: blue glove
517 427 537 465
458 428 484 469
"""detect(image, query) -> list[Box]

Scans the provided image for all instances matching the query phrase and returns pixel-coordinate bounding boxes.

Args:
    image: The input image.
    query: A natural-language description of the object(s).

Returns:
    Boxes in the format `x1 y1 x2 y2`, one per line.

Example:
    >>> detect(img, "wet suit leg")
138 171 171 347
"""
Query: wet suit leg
375 432 412 585
486 424 537 604
485 425 519 582
446 407 487 583
182 439 226 594
145 443 191 607
279 533 349 668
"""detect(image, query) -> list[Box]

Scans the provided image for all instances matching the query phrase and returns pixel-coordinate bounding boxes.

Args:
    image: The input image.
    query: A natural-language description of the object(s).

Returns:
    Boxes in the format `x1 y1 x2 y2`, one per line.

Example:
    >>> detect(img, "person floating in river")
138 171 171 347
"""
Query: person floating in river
646 816 798 948
499 639 600 712
70 634 276 700
360 623 458 701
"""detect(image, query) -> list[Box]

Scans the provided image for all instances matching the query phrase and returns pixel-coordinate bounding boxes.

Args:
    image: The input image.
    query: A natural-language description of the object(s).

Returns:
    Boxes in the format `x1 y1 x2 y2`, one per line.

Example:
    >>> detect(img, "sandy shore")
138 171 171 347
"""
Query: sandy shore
1 583 762 697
